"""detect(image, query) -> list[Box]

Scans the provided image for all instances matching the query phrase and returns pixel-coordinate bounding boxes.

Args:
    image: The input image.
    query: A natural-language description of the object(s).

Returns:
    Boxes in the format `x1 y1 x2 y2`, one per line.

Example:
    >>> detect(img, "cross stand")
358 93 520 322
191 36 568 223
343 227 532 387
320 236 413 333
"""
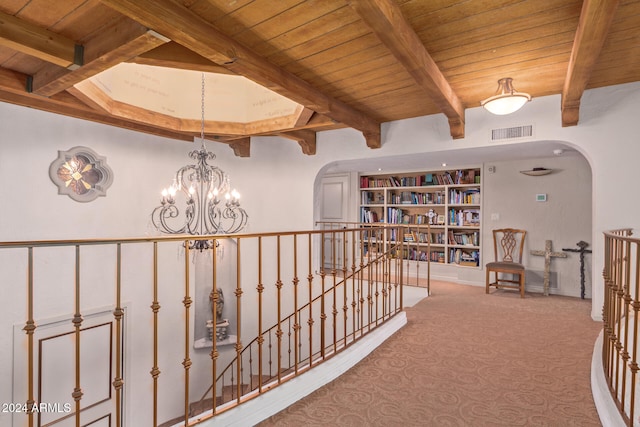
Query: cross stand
562 241 592 299
530 240 567 296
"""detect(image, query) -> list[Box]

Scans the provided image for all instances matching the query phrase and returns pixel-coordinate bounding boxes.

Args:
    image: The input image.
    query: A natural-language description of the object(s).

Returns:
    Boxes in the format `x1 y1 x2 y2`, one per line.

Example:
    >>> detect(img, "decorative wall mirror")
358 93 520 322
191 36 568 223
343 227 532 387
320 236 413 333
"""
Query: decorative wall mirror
49 146 114 202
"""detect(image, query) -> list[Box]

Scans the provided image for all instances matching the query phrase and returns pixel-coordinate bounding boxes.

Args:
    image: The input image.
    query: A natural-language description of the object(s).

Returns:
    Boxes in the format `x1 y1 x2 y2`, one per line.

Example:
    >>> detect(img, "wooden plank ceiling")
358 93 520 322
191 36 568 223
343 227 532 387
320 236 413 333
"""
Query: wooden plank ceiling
0 0 637 156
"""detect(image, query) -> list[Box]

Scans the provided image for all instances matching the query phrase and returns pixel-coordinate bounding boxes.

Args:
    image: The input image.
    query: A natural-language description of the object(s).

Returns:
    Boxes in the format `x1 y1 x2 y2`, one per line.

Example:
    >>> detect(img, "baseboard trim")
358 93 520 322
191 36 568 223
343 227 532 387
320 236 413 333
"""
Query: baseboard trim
591 330 625 427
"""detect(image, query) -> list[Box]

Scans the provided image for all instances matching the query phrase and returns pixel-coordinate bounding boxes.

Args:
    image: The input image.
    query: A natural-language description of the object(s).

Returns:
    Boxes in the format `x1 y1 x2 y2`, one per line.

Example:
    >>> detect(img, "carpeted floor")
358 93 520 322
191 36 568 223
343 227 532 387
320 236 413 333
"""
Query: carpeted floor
258 281 603 427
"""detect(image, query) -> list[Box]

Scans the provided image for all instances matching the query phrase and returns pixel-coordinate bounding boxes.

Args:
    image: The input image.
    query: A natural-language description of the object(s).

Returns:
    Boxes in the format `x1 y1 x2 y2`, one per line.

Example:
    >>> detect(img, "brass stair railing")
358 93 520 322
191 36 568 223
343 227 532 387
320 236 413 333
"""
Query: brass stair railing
194 237 398 414
603 228 640 426
0 224 405 427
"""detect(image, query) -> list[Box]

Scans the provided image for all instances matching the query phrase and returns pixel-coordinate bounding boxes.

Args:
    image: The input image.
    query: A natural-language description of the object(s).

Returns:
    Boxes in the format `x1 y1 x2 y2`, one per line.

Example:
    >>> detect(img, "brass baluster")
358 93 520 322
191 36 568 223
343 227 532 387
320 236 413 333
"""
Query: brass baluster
23 247 35 427
307 233 314 368
350 228 357 343
320 231 326 359
235 238 243 402
257 236 264 391
629 243 640 426
275 236 283 382
292 235 300 374
621 239 632 416
342 229 349 345
150 242 161 425
210 238 219 414
113 244 124 427
72 246 83 427
358 228 365 336
182 242 192 425
331 230 338 353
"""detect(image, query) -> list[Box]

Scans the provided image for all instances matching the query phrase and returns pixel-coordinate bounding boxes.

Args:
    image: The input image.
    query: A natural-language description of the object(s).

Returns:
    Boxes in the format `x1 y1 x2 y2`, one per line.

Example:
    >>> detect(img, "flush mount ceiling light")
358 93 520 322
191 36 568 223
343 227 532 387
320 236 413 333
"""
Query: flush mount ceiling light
481 77 531 115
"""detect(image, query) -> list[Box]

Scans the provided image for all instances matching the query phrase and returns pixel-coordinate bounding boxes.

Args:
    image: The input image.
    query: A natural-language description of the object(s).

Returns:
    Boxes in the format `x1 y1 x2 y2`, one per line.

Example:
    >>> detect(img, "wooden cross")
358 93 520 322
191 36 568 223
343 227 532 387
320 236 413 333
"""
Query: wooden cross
530 240 567 296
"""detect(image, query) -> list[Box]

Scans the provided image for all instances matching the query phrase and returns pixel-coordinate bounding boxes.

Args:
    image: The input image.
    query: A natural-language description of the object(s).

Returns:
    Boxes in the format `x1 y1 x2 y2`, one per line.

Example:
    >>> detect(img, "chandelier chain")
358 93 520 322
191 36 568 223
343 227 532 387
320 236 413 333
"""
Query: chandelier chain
200 73 206 146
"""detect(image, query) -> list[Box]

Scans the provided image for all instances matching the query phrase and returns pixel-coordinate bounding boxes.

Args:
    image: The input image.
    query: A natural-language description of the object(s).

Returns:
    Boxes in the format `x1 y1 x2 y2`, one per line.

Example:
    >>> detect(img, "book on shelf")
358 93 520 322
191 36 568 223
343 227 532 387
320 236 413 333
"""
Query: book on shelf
449 188 480 204
449 208 480 226
361 208 379 223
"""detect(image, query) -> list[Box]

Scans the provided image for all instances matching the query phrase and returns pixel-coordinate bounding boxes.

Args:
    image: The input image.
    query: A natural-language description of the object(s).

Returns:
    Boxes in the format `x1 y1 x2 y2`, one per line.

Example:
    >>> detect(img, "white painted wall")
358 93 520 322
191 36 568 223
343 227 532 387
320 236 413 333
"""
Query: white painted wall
1 81 639 424
482 155 592 297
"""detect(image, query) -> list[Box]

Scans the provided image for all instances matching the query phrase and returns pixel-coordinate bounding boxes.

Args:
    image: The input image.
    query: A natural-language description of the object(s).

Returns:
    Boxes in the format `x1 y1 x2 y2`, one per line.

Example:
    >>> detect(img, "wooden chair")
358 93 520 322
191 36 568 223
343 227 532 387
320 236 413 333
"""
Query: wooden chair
485 228 527 298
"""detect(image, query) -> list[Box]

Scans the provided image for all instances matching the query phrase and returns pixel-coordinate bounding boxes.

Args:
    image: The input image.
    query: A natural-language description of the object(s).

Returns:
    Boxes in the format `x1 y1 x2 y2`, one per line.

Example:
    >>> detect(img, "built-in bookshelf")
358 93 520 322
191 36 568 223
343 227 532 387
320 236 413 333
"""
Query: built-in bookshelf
359 168 482 267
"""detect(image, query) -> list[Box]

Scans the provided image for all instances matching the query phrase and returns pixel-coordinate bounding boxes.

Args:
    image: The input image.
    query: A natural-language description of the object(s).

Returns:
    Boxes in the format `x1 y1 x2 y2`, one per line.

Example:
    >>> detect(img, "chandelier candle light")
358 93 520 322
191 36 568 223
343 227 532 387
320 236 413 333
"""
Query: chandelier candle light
151 74 248 250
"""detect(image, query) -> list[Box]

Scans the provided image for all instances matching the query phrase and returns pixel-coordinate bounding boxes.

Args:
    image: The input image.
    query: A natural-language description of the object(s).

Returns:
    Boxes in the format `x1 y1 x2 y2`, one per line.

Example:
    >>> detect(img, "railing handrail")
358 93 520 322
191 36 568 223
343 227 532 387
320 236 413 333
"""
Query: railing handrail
197 240 401 406
602 227 639 426
3 223 405 426
0 226 384 249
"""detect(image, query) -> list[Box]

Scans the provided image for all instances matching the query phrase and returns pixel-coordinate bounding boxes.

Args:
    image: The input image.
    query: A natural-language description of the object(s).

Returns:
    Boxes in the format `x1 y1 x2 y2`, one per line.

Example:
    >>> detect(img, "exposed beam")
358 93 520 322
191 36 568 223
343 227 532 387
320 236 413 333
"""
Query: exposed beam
561 0 619 127
279 130 317 155
100 0 381 144
349 0 465 139
31 17 169 97
0 11 80 69
0 68 192 142
133 42 236 75
228 138 251 157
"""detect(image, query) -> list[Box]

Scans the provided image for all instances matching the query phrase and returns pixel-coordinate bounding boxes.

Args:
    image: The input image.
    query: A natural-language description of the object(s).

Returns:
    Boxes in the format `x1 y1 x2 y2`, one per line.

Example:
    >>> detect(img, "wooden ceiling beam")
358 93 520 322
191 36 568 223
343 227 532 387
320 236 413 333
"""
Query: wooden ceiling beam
279 130 317 155
30 17 169 97
133 42 236 75
100 0 381 147
0 68 192 141
562 0 620 127
349 0 465 139
0 11 80 69
228 138 251 157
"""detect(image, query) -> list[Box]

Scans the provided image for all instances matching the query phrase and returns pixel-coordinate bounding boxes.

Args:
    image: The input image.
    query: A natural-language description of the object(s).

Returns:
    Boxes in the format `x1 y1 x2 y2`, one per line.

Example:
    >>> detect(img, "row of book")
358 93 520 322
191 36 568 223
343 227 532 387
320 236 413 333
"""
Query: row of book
449 249 480 266
403 231 446 244
387 208 429 225
361 208 380 223
392 248 445 262
360 170 480 188
389 190 446 205
448 230 480 246
449 208 480 227
361 191 384 205
389 247 479 265
449 188 480 205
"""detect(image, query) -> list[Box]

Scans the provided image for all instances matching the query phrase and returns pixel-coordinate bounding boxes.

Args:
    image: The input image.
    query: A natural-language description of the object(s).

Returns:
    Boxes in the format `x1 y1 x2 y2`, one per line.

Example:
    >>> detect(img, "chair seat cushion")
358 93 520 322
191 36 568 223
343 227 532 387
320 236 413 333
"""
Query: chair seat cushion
486 261 525 272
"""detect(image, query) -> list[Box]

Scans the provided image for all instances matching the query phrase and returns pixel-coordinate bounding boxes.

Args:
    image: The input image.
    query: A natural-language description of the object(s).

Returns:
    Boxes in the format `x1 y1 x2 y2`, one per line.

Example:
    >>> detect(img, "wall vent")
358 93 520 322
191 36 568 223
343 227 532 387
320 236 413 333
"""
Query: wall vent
490 125 533 141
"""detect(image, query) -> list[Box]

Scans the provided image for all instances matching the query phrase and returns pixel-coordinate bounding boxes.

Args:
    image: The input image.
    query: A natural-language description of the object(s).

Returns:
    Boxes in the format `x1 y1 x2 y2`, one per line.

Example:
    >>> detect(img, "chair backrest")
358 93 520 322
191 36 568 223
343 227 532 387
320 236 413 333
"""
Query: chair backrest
492 228 527 263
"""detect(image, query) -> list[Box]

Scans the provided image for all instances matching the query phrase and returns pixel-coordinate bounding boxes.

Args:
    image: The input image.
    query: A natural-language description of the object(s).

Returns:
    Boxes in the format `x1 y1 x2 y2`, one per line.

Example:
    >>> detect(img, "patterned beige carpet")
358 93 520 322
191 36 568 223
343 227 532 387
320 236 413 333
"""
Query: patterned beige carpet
258 281 603 427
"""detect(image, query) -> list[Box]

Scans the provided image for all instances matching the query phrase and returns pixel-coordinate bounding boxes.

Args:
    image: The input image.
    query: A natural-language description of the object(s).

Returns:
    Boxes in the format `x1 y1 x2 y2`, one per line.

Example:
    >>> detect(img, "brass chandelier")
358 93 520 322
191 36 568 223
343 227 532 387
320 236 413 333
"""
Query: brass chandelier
151 74 248 250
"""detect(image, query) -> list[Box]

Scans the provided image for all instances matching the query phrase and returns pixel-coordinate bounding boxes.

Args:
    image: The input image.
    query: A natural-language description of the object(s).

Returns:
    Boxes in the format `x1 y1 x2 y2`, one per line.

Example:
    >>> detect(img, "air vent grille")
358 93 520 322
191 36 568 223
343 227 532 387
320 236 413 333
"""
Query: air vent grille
491 125 533 141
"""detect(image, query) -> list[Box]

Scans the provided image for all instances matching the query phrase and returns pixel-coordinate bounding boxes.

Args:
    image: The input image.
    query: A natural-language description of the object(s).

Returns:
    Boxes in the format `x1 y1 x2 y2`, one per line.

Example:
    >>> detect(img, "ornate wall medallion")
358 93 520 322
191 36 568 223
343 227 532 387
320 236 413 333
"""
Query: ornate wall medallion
49 146 114 202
